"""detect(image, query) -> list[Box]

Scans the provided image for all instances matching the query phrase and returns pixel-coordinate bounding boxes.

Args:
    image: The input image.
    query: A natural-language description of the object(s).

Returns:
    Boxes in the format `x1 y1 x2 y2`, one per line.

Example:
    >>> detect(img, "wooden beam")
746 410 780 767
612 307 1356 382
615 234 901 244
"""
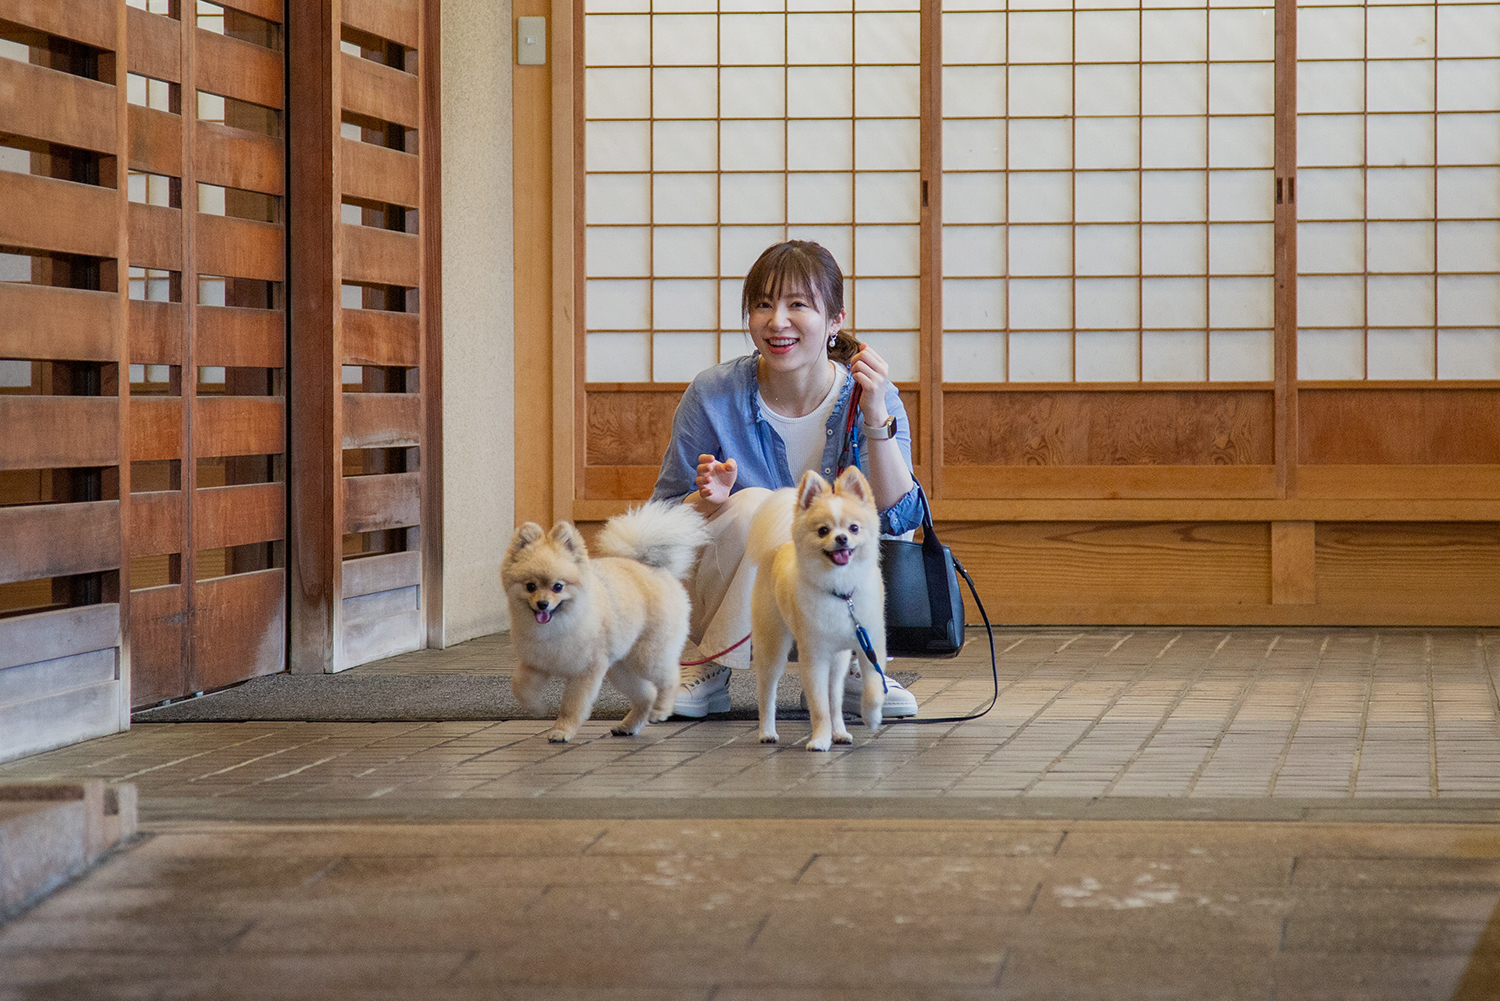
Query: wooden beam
0 285 119 363
195 29 284 110
0 0 118 52
340 222 419 287
343 470 420 532
126 202 182 272
342 0 420 49
419 0 442 647
0 603 120 672
195 215 284 282
0 398 120 470
1271 520 1316 605
195 122 284 196
342 549 421 598
343 308 419 366
128 301 185 366
190 568 285 691
125 5 182 83
128 490 184 558
194 482 284 550
193 397 284 458
0 502 122 585
341 50 419 127
0 58 117 156
341 138 419 208
127 105 181 177
129 397 183 462
197 306 285 369
0 170 118 259
342 392 420 448
941 464 1278 500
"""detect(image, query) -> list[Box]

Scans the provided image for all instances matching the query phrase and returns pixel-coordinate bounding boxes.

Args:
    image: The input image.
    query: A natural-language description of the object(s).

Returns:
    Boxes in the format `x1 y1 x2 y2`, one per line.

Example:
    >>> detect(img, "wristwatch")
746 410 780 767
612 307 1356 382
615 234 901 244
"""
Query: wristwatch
861 414 898 440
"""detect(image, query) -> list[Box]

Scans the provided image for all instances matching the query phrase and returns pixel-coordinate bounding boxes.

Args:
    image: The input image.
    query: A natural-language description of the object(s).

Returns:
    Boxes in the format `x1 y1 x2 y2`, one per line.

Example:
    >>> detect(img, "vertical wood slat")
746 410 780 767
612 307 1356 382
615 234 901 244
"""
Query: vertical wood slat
420 0 442 646
1273 0 1298 500
113 0 134 732
920 0 942 498
557 0 581 524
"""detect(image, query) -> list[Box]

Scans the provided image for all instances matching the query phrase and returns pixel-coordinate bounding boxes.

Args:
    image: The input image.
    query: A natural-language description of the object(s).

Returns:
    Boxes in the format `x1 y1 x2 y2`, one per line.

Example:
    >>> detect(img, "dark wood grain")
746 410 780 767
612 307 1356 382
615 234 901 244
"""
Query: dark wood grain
343 308 419 366
127 105 182 177
0 398 120 471
128 490 184 558
195 122 283 196
1300 389 1500 465
585 391 680 466
344 470 421 533
129 398 182 462
193 397 284 458
127 202 182 272
128 301 185 367
341 138 419 208
0 170 118 259
196 306 284 369
341 222 419 287
343 0 420 49
343 392 420 448
0 58 117 156
195 28 284 110
127 583 186 707
190 568 285 691
341 50 419 128
195 215 284 282
0 285 119 363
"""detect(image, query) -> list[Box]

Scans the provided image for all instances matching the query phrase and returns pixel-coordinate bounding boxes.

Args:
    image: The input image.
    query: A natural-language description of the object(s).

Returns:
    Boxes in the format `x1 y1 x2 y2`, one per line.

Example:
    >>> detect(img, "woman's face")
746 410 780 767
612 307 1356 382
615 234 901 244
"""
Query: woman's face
747 284 845 376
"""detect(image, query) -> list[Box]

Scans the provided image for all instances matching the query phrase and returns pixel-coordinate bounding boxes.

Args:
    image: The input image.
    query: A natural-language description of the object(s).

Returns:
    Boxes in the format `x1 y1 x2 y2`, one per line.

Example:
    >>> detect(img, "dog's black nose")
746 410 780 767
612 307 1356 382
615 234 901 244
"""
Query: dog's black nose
835 534 848 547
535 599 550 611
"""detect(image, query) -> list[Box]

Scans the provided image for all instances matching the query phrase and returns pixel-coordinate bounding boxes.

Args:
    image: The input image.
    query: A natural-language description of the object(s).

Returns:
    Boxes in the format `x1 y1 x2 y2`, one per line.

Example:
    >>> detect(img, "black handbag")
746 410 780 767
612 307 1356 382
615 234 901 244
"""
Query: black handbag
880 488 965 658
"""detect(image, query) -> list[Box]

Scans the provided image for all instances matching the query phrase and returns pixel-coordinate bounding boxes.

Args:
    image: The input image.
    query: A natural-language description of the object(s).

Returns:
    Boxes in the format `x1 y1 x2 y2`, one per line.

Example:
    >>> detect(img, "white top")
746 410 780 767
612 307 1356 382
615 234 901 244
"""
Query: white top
758 366 845 481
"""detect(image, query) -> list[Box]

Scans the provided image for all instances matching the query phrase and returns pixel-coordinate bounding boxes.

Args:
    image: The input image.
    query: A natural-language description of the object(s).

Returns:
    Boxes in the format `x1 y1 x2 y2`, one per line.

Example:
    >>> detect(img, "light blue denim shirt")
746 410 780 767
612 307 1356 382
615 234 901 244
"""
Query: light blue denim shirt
651 352 925 536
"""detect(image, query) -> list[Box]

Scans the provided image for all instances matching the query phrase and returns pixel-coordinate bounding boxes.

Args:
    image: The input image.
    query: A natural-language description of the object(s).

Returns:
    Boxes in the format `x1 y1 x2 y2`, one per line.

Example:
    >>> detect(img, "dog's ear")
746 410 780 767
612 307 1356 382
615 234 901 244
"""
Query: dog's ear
507 522 546 559
834 466 873 506
796 470 830 511
548 521 589 558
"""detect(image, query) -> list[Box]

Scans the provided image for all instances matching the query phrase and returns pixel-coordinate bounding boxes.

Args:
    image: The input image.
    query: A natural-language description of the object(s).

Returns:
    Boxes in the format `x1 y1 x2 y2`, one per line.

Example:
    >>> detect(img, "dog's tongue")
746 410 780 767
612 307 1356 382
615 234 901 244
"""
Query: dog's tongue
534 609 552 624
830 549 852 566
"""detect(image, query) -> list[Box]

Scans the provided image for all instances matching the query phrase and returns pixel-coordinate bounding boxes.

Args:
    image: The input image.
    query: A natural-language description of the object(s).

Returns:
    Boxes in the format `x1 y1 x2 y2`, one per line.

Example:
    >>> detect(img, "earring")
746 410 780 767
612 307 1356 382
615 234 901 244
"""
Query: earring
828 335 837 349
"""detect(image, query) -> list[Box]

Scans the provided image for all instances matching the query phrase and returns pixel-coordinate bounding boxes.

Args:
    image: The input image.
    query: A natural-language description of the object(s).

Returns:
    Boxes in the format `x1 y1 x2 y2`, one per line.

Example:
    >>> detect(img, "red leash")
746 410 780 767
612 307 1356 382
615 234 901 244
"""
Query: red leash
680 633 750 667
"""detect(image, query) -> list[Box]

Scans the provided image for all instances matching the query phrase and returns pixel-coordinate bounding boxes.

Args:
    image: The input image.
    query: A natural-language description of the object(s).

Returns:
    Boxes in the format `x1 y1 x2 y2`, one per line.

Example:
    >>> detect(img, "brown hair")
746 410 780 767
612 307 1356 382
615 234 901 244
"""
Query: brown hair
741 240 859 364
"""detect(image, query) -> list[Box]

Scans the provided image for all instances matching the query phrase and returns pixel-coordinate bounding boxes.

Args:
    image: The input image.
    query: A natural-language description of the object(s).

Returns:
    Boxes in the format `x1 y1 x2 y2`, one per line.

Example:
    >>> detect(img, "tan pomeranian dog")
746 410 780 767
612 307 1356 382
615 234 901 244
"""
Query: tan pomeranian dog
748 466 886 751
502 502 709 743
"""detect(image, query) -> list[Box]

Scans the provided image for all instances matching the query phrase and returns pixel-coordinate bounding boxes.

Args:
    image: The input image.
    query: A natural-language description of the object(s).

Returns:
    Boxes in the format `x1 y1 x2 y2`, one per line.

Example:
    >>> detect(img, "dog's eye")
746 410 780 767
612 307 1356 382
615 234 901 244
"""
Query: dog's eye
817 526 830 537
525 582 537 593
551 582 564 593
849 524 859 534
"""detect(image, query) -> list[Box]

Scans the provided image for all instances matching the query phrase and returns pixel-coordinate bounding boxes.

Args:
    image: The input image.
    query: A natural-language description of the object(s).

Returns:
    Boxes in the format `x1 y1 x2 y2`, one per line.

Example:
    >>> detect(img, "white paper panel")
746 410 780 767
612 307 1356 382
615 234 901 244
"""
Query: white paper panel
1009 225 1072 277
653 173 719 225
788 226 854 271
943 173 1005 224
1208 63 1275 116
199 184 226 216
720 13 786 64
1141 10 1206 63
722 67 786 118
588 279 652 330
1008 120 1072 170
1075 278 1139 329
588 226 652 277
1075 330 1139 382
1142 64 1207 117
1368 60 1436 114
587 332 651 382
720 331 755 360
720 173 784 223
721 226 785 279
1438 220 1500 273
1368 114 1437 167
943 226 1005 277
855 172 920 223
1368 329 1435 379
1008 65 1072 118
1209 277 1273 328
201 277 227 307
1143 224 1207 275
1075 224 1138 275
1438 167 1500 219
655 227 719 277
1368 275 1436 326
1074 65 1140 117
1367 168 1435 219
1368 6 1435 61
588 173 652 224
1142 171 1207 223
1438 113 1500 165
587 15 651 65
721 278 743 330
588 0 648 11
1299 329 1366 381
1075 119 1140 170
653 332 719 381
1298 168 1365 220
1010 172 1074 223
588 68 651 118
854 12 920 64
1141 277 1207 328
1298 62 1365 115
1438 5 1500 58
1209 9 1272 62
857 225 921 276
1009 278 1073 330
1075 10 1140 62
1438 275 1500 325
1010 330 1074 381
942 12 1005 66
1141 330 1207 381
786 120 853 172
944 66 1005 119
1209 223 1274 275
1367 221 1435 273
1296 222 1364 274
788 13 852 65
653 68 717 119
859 331 919 381
1074 172 1139 223
653 279 719 329
1008 11 1072 63
720 120 784 171
943 331 1006 382
1299 275 1365 327
1298 8 1364 61
788 173 855 224
787 67 853 119
852 278 919 329
653 14 718 65
1210 117 1274 169
587 121 651 172
944 119 1006 171
1209 330 1273 381
1298 115 1365 167
944 278 1006 330
1141 117 1207 170
1438 60 1500 113
1438 329 1500 379
1209 170 1274 222
654 120 719 171
856 66 920 118
854 119 920 171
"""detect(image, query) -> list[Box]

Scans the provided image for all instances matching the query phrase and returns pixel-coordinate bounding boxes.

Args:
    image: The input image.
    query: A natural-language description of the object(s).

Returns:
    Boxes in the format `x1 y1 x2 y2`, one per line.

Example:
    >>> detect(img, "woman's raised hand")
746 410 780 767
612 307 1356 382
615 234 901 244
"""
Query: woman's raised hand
695 454 737 505
849 342 892 426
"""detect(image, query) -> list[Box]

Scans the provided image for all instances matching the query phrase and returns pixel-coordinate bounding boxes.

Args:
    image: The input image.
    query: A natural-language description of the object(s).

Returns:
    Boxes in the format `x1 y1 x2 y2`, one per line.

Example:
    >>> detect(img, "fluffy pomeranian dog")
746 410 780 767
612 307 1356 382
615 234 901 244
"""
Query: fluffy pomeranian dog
502 502 709 743
748 466 886 751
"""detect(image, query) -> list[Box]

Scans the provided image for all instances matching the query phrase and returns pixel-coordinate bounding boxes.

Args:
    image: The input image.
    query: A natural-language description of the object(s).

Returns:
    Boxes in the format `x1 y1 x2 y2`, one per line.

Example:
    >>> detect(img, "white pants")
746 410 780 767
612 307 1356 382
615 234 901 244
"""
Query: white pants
682 487 776 670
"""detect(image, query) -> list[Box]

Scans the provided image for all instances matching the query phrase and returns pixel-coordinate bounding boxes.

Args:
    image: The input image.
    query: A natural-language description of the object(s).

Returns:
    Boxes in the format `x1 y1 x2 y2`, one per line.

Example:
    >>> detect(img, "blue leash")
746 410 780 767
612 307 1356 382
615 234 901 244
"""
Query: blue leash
836 591 887 694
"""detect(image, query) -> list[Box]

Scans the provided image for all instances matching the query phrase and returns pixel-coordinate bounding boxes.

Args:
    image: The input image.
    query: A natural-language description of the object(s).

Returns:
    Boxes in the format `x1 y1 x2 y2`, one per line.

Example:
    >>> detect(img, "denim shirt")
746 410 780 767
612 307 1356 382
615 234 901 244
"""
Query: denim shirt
650 353 925 536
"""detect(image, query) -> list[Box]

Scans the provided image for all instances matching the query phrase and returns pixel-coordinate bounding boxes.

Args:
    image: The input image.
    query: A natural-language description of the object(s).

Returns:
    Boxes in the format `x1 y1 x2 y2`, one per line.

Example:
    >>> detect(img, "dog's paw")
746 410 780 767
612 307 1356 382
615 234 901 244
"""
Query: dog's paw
759 731 779 744
864 709 883 733
647 709 671 723
806 737 832 752
833 732 853 745
610 723 642 737
546 729 572 743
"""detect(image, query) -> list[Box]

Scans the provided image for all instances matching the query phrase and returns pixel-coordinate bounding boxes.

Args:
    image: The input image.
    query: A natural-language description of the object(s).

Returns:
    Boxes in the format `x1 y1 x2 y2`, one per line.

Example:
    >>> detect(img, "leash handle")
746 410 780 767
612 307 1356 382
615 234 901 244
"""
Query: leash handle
885 557 999 726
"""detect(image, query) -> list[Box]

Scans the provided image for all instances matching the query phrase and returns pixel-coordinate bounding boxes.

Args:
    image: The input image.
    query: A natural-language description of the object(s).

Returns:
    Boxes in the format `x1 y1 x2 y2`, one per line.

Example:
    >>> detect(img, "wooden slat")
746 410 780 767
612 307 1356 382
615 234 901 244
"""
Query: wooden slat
128 584 185 708
0 501 121 585
1317 522 1500 611
126 202 182 272
342 0 420 49
128 301 185 367
0 398 119 471
0 171 117 258
1271 521 1316 605
939 465 1278 500
0 285 118 363
0 603 120 672
127 105 182 177
196 215 284 282
195 397 284 458
195 29 284 111
0 649 115 711
341 222 419 287
583 465 658 500
194 482 284 550
0 682 121 764
125 6 182 84
342 550 421 598
196 306 284 369
342 308 419 366
1300 389 1500 466
0 0 118 51
195 121 283 196
225 0 285 24
341 137 419 208
1298 465 1500 500
343 470 420 533
0 58 117 155
341 51 419 128
130 397 182 462
190 568 285 692
342 607 420 667
342 392 419 448
128 490 184 558
343 584 417 624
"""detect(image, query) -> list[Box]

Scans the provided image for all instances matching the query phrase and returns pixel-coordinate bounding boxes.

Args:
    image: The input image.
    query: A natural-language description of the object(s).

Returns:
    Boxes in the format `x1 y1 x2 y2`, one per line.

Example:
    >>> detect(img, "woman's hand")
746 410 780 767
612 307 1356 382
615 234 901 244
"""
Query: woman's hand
849 342 891 427
694 454 737 506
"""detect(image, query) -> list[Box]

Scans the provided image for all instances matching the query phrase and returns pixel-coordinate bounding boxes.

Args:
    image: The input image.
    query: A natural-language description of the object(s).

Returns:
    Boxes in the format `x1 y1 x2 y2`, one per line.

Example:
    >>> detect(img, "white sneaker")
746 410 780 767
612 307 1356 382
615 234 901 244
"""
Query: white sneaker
844 665 917 718
674 663 732 717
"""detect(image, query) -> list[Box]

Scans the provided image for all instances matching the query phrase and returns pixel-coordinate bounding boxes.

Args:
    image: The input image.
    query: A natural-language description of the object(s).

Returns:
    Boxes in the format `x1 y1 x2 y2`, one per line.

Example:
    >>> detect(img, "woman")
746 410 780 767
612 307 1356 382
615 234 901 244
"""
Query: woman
651 240 924 718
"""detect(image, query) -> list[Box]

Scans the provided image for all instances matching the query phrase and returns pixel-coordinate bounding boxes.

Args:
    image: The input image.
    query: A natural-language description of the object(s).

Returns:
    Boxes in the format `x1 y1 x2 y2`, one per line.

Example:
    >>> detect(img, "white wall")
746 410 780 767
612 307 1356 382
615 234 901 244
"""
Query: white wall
439 0 514 643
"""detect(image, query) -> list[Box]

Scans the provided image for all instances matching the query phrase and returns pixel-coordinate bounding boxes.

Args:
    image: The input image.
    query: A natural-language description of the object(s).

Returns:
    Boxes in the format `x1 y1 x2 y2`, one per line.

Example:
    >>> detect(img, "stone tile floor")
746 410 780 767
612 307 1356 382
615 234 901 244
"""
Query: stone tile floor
4 627 1500 998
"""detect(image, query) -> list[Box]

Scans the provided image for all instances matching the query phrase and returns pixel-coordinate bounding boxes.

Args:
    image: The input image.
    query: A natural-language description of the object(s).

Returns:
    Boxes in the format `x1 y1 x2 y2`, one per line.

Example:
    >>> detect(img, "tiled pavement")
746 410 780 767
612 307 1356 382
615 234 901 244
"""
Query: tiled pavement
5 628 1500 999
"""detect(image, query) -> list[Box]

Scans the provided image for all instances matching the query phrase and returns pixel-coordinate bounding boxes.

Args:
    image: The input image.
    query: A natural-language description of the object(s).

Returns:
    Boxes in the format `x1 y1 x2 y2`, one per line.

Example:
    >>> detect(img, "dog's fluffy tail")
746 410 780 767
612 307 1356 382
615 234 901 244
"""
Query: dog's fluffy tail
595 501 710 580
